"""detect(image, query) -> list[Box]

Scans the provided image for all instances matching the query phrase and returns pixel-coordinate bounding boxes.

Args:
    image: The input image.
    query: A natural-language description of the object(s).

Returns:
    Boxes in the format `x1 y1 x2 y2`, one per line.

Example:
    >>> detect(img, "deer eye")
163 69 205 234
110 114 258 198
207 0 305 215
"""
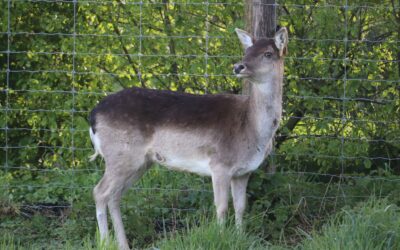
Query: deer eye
264 52 273 58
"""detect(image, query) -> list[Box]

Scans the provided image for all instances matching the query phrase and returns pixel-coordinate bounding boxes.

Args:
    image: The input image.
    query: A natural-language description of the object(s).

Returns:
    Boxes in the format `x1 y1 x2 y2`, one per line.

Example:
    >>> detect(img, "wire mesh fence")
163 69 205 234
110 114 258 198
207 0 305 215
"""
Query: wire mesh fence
0 0 399 244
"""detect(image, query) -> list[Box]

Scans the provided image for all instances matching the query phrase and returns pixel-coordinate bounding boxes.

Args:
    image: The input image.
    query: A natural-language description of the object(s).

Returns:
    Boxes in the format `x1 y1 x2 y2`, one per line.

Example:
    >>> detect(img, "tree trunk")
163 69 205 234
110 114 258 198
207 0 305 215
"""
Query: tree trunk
245 0 277 39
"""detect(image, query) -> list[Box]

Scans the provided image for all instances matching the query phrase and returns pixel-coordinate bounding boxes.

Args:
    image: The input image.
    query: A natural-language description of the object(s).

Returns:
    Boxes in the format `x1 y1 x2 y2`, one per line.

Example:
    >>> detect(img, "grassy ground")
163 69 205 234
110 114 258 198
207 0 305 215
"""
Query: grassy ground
2 165 399 249
300 198 400 250
155 219 271 250
1 198 399 250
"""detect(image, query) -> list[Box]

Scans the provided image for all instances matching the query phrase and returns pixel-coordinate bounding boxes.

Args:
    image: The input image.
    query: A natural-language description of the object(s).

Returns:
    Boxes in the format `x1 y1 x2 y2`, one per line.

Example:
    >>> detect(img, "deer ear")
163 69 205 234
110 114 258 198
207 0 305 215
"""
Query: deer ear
274 27 289 57
235 28 254 50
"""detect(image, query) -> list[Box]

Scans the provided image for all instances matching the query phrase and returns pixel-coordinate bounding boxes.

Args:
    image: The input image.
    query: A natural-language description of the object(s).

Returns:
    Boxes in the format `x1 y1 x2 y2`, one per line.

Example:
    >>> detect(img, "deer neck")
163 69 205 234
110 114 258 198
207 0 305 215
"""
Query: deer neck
247 67 283 141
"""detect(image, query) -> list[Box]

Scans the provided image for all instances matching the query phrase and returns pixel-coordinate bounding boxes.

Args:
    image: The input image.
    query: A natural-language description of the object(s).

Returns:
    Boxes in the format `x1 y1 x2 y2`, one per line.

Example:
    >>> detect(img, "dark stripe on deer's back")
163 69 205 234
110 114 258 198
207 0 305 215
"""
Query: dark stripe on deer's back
90 87 249 137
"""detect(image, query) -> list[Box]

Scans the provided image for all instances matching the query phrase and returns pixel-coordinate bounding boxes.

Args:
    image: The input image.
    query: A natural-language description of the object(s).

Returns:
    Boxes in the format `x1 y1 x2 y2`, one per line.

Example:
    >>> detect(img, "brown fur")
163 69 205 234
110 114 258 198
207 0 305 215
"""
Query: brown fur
244 38 279 59
90 87 250 156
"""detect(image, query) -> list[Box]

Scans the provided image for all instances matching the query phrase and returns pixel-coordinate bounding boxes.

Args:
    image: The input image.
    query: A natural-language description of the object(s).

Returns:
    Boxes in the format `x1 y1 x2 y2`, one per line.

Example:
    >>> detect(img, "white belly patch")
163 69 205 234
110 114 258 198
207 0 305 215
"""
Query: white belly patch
155 154 211 176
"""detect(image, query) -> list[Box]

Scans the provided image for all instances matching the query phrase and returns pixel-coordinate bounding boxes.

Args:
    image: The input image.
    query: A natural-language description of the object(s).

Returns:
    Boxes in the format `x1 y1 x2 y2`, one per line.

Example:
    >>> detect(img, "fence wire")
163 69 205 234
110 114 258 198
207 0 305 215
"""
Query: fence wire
1 0 399 219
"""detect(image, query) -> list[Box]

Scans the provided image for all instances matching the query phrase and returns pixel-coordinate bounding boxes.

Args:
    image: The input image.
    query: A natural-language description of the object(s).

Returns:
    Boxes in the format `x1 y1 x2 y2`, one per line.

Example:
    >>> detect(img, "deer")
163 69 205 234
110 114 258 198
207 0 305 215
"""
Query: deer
89 27 288 250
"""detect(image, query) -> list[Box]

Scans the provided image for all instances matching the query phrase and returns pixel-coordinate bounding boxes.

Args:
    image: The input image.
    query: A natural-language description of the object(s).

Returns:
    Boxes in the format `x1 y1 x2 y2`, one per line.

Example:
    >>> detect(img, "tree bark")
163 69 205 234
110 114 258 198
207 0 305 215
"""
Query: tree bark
245 0 277 39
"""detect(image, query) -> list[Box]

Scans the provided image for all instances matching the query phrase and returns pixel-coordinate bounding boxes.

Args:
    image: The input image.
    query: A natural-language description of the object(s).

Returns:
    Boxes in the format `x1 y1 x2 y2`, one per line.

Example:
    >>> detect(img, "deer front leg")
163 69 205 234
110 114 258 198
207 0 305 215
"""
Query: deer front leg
231 174 250 228
211 171 231 224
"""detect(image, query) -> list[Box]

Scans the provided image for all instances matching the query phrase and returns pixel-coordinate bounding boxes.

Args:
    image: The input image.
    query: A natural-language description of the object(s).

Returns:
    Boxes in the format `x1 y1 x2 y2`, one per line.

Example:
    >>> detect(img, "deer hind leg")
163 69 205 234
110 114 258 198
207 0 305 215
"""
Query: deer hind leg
231 174 250 228
94 154 149 250
94 171 131 250
93 175 110 240
211 171 232 225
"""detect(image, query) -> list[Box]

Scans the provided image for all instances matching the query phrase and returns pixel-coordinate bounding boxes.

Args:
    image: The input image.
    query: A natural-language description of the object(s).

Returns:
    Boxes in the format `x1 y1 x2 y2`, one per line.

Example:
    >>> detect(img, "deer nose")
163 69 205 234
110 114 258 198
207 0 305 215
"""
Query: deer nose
233 63 245 74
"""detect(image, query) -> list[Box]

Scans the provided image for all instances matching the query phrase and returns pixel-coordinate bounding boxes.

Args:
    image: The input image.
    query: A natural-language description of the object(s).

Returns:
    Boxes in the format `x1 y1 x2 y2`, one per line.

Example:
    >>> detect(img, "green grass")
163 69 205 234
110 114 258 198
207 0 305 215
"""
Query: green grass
2 166 399 250
154 218 276 250
0 231 119 250
1 234 19 250
299 198 400 250
1 198 399 250
154 198 400 250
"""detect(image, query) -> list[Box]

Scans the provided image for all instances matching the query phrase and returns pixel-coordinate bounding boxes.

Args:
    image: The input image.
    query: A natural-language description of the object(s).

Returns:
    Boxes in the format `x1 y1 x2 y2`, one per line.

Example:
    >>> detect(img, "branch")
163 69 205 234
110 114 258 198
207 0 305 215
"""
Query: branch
97 63 126 88
275 109 305 149
112 24 146 88
93 10 146 88
152 74 170 90
281 5 296 31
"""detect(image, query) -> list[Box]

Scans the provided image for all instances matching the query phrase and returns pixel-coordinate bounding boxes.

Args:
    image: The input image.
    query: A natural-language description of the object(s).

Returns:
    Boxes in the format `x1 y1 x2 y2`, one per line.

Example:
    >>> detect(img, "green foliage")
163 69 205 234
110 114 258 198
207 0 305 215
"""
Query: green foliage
1 0 399 201
277 0 400 174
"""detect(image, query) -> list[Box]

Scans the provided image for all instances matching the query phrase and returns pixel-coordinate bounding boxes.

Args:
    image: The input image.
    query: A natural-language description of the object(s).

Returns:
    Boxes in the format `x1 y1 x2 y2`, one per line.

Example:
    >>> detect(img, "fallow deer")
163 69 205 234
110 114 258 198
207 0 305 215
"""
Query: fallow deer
89 27 288 250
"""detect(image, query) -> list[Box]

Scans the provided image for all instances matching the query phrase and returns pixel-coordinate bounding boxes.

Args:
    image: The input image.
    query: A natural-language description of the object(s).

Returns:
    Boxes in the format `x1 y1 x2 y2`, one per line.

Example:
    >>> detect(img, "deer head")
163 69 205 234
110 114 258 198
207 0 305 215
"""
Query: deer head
233 27 288 81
